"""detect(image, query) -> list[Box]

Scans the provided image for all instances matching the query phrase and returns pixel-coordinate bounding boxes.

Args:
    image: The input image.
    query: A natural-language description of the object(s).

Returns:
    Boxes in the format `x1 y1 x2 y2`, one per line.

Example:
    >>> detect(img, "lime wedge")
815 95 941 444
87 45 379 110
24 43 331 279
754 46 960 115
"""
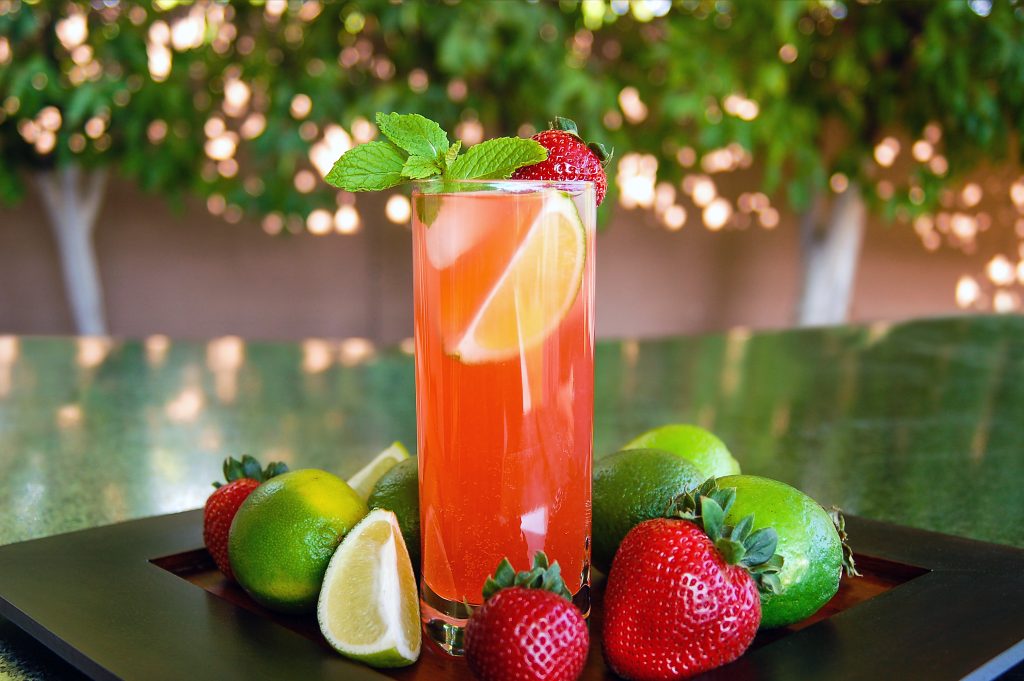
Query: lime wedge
317 509 421 667
451 190 587 364
346 442 411 501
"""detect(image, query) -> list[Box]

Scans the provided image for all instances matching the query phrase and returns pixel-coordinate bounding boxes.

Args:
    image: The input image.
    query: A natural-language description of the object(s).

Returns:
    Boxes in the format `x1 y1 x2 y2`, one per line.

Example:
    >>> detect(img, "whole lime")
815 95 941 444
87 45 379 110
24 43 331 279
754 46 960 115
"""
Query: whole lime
229 469 368 614
367 457 420 572
622 424 740 479
592 448 704 573
718 474 843 628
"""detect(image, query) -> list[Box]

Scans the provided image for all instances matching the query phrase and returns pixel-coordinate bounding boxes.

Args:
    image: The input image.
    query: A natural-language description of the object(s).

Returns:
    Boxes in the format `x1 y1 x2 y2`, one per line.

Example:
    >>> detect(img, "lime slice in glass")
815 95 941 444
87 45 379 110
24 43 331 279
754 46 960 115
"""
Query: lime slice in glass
451 190 587 364
317 509 421 668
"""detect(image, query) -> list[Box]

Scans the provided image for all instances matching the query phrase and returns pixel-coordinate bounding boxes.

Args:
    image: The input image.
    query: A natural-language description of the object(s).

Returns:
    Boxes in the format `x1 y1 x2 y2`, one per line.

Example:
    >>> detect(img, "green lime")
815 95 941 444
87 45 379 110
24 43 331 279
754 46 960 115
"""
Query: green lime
718 474 843 628
367 457 420 572
229 469 368 614
622 424 741 479
318 509 421 667
347 441 411 501
592 448 704 573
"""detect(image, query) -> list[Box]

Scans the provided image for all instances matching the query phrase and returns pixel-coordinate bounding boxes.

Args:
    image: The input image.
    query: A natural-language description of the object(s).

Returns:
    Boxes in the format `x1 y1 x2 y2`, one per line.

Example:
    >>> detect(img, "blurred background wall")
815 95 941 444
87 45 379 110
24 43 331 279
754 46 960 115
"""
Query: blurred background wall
1 175 982 342
3 1 1023 343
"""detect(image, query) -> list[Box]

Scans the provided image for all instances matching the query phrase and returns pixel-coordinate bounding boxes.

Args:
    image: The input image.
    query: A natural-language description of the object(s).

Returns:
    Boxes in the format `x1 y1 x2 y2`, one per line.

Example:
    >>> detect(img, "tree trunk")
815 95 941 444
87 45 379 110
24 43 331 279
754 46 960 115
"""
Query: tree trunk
33 165 109 336
797 182 867 326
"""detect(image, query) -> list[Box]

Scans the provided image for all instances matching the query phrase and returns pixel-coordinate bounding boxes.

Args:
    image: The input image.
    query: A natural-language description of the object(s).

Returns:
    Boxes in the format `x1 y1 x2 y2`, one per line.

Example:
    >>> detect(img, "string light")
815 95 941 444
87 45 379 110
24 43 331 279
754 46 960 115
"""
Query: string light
956 275 980 308
703 198 732 231
306 209 333 235
961 183 982 208
873 137 900 167
385 194 411 224
290 94 312 119
334 205 361 234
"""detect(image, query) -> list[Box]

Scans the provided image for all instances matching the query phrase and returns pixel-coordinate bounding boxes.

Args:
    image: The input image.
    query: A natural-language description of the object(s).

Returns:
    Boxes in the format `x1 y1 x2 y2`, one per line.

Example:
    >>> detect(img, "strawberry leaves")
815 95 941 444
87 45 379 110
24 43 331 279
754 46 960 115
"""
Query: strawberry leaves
482 552 572 601
214 455 289 488
323 112 547 192
669 478 785 595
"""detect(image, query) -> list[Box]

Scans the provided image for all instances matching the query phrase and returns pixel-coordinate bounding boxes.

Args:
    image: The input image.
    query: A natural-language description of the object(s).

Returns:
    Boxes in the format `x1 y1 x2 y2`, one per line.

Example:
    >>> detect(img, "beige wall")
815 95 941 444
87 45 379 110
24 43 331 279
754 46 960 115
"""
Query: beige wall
0 177 997 342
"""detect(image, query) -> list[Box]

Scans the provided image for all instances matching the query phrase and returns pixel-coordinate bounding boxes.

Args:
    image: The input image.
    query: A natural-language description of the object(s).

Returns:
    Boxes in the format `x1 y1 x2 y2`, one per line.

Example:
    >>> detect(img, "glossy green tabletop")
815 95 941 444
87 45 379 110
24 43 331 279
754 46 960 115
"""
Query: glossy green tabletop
2 316 1023 679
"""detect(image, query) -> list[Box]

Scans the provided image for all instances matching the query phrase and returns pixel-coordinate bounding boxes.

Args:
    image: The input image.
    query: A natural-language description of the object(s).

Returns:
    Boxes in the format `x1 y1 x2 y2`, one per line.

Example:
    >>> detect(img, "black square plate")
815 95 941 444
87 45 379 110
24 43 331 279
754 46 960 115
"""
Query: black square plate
1 511 1022 680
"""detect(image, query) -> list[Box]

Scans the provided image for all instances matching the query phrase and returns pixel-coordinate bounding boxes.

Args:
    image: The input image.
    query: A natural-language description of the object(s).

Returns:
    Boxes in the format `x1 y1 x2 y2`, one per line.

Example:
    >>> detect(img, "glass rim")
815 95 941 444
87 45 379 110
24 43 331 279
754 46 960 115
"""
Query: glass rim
411 178 594 193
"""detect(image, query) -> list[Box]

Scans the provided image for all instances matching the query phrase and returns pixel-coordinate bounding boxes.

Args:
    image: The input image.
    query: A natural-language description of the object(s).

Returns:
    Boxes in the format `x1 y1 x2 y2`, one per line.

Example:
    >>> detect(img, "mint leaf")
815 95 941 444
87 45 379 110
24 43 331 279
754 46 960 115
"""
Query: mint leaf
447 138 547 180
324 141 406 191
376 112 449 161
442 140 462 171
414 193 443 227
402 155 441 179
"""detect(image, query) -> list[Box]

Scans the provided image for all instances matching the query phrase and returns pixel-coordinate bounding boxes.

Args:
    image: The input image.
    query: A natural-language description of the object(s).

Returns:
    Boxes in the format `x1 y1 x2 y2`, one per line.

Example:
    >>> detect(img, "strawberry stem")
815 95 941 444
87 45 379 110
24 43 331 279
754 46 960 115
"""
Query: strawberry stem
829 506 862 577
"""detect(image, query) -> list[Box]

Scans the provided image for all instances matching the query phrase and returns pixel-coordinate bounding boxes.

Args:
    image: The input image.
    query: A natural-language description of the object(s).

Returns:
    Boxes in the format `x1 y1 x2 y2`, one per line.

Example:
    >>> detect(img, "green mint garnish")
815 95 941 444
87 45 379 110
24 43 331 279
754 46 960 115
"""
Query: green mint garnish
446 137 547 180
401 155 441 180
323 112 547 193
376 112 449 161
324 141 405 191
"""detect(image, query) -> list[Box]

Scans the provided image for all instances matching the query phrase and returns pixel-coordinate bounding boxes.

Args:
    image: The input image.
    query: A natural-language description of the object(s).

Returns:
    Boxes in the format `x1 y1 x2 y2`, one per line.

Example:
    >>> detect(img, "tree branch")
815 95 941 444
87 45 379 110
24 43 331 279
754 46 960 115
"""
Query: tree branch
81 168 109 235
33 170 65 229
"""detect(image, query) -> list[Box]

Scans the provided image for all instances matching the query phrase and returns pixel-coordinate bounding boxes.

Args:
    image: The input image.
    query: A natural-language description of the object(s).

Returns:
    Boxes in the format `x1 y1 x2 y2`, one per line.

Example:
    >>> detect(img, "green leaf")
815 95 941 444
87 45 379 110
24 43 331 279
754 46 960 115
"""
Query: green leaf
414 193 443 227
494 558 516 586
743 527 779 565
482 577 501 600
715 538 746 564
375 112 449 161
241 455 262 480
324 141 406 192
401 155 441 180
732 514 753 543
760 572 783 595
447 138 547 180
442 140 462 171
700 496 725 541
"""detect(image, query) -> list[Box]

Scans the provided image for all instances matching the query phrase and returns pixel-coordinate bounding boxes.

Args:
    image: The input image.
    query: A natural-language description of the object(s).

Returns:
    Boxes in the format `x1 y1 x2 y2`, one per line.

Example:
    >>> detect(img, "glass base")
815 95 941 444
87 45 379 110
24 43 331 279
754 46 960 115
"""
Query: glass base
421 577 592 656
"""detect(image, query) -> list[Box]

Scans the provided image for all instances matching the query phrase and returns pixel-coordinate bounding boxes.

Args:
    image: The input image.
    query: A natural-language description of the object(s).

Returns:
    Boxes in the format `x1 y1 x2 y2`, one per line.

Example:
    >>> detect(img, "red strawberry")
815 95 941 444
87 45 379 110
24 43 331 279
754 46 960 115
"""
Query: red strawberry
202 455 288 580
465 552 589 681
512 117 612 206
602 479 783 680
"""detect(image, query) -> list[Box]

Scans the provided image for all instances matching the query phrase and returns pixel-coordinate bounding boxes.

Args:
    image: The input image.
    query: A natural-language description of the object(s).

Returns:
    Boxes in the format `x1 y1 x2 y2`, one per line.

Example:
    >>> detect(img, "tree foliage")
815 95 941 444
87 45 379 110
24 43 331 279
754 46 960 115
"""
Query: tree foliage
1 0 1023 228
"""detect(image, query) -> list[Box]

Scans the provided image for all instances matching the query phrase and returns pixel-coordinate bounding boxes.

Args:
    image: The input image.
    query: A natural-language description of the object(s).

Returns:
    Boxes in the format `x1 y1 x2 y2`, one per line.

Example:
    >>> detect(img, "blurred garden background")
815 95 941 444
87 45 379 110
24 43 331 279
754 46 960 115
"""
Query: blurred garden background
2 0 1024 343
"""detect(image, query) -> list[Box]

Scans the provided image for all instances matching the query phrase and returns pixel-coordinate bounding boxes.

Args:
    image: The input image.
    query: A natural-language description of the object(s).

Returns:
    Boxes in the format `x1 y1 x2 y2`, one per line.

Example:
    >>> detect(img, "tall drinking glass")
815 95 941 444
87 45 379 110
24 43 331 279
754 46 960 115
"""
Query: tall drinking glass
411 179 595 654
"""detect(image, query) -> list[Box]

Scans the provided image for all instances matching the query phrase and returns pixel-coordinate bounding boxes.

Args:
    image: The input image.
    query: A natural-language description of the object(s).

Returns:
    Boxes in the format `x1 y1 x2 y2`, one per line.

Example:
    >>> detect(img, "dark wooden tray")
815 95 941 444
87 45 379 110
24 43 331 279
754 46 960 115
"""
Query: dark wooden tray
1 510 1022 681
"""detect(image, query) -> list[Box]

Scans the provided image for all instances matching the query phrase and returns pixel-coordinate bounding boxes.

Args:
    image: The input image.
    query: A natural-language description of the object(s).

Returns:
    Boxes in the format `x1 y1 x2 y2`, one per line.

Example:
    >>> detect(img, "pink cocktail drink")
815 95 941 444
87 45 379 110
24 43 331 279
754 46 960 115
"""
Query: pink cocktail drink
412 180 595 652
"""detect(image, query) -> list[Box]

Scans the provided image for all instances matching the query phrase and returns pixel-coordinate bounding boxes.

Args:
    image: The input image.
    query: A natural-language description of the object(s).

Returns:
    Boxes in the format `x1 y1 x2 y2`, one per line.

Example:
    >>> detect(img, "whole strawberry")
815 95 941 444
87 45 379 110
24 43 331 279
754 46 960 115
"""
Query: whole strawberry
465 552 589 681
203 455 288 580
512 117 612 205
602 479 783 680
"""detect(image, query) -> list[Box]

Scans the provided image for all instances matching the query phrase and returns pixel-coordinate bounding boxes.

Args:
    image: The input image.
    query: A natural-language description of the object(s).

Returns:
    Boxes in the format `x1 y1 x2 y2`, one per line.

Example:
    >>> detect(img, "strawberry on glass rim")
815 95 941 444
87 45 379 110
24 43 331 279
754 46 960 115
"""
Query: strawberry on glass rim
512 116 613 206
602 478 784 681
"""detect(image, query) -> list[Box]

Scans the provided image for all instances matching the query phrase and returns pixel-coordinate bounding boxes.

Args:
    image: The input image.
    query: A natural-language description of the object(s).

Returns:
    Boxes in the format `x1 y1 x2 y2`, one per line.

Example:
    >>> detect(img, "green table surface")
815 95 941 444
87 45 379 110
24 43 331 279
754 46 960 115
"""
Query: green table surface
2 315 1023 679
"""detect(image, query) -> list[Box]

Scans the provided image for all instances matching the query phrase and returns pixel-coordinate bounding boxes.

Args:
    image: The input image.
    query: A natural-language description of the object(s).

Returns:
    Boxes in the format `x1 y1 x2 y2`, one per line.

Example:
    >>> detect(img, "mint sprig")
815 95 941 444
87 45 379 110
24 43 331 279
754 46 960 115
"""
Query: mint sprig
324 141 405 191
323 112 547 192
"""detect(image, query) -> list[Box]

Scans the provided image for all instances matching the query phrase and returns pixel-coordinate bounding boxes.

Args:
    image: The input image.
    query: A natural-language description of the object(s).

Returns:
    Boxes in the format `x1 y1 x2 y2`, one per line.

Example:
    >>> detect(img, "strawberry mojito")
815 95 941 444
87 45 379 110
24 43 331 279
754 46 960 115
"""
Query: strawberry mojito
412 180 596 650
